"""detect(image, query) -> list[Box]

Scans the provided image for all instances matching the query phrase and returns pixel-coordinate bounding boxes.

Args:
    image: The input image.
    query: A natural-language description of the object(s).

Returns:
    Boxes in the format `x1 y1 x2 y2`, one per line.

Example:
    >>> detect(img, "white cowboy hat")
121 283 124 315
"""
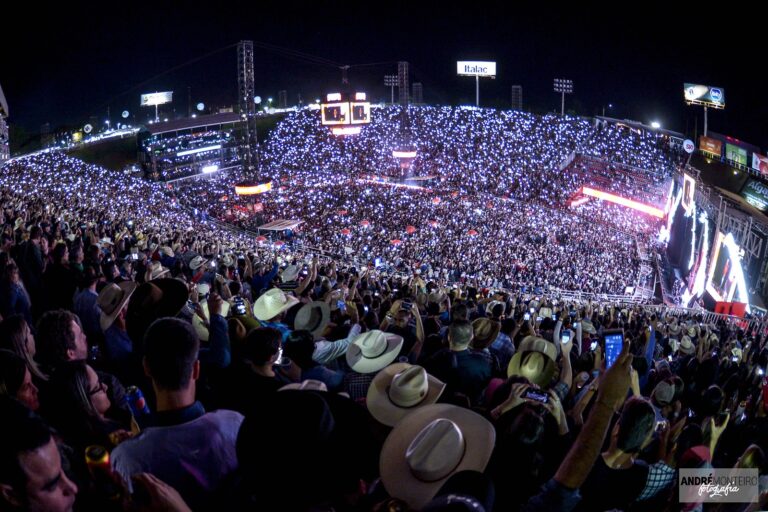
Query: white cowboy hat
380 404 495 509
281 264 300 283
367 363 445 427
293 301 330 338
97 281 138 332
159 246 175 258
192 298 231 341
147 261 170 281
252 288 299 322
189 255 206 271
346 330 404 374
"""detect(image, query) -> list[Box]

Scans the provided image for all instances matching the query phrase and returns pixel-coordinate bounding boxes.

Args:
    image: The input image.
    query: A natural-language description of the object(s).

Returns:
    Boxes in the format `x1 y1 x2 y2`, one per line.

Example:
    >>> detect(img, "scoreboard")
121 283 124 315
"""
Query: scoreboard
321 93 370 134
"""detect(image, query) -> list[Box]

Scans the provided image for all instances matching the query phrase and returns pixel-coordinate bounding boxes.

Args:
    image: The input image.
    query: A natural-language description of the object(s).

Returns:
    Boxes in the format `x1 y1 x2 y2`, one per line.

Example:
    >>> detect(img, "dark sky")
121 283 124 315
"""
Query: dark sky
2 2 764 147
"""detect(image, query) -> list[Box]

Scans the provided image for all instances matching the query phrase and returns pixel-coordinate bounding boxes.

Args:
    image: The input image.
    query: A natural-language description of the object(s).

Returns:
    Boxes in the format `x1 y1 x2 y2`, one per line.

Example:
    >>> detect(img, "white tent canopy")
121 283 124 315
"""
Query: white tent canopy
257 219 303 231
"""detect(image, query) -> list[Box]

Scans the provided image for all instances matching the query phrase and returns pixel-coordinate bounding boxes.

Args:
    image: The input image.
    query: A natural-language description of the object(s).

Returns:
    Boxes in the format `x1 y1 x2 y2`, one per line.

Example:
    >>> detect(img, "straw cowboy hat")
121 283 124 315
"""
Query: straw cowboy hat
678 336 695 355
507 336 558 387
471 318 500 350
192 297 231 341
367 363 445 427
380 404 495 509
293 301 330 338
252 288 299 321
126 278 188 329
346 330 404 374
97 281 138 332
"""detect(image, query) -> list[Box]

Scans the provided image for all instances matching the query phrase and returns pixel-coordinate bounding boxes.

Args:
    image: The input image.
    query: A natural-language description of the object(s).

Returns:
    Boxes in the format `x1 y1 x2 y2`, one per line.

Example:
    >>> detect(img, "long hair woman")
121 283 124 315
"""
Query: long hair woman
0 314 47 381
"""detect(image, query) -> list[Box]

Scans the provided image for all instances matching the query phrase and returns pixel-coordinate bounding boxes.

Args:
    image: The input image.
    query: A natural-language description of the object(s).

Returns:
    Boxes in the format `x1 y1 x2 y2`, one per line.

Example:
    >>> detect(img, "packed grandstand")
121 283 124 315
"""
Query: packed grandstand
0 104 766 512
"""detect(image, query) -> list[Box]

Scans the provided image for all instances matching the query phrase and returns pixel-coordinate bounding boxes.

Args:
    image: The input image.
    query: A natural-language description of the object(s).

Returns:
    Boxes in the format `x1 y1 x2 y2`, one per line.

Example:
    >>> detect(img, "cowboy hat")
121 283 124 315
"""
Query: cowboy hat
346 330 404 374
380 404 495 509
252 288 300 321
470 318 500 350
279 380 329 392
221 254 234 268
581 319 597 334
367 363 445 427
147 261 170 280
97 281 138 332
192 299 231 341
678 336 695 355
293 301 330 339
188 255 206 271
507 336 558 387
159 246 175 258
281 264 300 282
126 278 188 324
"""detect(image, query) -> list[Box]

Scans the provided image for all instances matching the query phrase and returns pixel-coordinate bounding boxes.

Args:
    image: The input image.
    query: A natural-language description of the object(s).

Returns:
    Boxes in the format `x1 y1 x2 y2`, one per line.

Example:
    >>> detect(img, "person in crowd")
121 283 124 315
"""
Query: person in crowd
110 318 243 508
0 314 47 381
0 350 40 411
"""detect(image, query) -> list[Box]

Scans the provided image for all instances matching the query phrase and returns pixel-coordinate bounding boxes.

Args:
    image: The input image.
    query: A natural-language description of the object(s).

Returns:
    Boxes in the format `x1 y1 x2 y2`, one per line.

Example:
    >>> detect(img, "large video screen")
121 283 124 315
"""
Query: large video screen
706 231 750 309
684 83 725 109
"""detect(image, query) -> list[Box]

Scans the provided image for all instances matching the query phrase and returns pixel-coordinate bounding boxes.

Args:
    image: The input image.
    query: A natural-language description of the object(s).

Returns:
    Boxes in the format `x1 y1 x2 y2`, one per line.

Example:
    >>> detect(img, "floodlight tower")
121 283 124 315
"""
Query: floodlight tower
237 40 258 174
553 78 573 116
384 75 398 104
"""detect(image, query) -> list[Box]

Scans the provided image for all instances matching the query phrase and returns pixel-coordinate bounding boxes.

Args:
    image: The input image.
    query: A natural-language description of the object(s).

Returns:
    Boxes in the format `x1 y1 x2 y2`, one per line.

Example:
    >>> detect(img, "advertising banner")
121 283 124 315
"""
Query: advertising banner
684 83 725 108
741 178 768 212
725 143 748 166
752 153 768 176
456 61 497 77
699 136 722 156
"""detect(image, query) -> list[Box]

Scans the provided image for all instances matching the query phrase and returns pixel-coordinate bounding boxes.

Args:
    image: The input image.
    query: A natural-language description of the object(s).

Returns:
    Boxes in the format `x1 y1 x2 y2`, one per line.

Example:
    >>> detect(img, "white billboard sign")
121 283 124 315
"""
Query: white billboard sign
457 61 496 77
140 92 173 106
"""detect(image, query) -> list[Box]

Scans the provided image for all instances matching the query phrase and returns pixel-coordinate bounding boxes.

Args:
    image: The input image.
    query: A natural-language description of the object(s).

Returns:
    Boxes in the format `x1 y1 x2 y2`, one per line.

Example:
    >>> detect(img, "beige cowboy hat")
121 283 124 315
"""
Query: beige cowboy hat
470 318 500 350
380 404 495 509
147 261 170 281
189 255 206 271
367 363 445 427
346 330 404 374
279 380 328 392
281 264 300 282
97 281 138 332
507 336 558 387
252 288 299 322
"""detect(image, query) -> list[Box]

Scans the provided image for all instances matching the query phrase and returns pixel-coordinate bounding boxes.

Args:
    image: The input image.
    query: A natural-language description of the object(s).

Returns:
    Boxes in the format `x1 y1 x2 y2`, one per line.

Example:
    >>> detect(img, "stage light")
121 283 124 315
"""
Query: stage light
580 187 665 218
651 121 661 129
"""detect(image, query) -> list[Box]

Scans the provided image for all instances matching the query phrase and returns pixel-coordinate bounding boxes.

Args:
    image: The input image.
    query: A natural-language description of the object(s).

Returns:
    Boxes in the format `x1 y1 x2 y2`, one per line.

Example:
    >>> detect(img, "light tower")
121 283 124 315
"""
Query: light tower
237 40 258 174
553 78 573 116
0 82 9 162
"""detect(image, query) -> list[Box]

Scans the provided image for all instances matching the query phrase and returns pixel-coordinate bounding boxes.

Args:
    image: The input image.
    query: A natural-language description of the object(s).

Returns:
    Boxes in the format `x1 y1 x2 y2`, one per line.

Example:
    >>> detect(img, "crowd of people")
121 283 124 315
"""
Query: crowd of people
168 106 675 296
3 107 766 512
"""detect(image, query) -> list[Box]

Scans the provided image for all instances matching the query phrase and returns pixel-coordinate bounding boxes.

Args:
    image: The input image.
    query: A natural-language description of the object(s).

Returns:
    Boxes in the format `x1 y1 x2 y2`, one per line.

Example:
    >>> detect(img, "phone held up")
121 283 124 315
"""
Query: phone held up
602 329 624 369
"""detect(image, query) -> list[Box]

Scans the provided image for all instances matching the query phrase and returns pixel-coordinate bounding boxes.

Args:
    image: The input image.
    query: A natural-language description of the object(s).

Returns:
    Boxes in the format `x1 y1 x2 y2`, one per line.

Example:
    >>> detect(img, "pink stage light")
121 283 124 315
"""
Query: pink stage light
580 187 665 218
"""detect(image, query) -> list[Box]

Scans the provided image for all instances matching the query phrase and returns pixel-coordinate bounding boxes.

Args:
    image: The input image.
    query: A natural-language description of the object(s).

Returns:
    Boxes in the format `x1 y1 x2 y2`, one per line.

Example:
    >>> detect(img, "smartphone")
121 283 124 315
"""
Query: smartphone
655 420 669 433
337 300 346 312
529 307 535 314
590 341 598 351
603 329 624 369
569 310 576 317
523 389 549 404
561 331 571 344
233 297 247 316
536 316 543 322
524 313 531 321
759 368 765 376
274 346 290 367
402 301 413 311
552 314 557 321
688 408 695 418
732 355 740 363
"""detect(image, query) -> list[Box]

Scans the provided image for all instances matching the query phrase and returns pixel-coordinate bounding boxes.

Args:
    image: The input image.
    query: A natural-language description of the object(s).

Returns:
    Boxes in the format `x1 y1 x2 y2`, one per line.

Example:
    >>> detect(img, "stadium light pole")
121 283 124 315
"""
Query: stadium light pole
384 75 398 104
553 78 573 116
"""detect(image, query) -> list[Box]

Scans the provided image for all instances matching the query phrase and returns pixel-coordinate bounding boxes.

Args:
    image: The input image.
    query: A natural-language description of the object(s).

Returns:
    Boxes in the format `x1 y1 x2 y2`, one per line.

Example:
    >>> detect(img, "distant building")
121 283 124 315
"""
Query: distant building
511 85 523 111
412 83 423 105
0 83 8 162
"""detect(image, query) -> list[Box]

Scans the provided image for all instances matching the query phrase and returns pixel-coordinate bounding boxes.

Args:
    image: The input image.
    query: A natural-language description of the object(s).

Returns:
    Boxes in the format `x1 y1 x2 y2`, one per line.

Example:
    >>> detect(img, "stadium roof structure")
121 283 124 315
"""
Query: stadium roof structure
596 116 684 139
0 82 8 117
257 219 304 231
145 112 242 136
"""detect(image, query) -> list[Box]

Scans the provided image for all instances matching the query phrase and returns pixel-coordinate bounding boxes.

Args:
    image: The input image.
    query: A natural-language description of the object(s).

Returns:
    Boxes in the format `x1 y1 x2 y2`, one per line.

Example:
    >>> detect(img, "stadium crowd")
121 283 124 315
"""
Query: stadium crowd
3 109 767 512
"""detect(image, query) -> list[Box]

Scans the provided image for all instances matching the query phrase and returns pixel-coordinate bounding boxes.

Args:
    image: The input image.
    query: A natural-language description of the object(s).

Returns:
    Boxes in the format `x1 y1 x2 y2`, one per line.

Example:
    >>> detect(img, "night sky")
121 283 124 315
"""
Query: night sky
2 2 765 148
